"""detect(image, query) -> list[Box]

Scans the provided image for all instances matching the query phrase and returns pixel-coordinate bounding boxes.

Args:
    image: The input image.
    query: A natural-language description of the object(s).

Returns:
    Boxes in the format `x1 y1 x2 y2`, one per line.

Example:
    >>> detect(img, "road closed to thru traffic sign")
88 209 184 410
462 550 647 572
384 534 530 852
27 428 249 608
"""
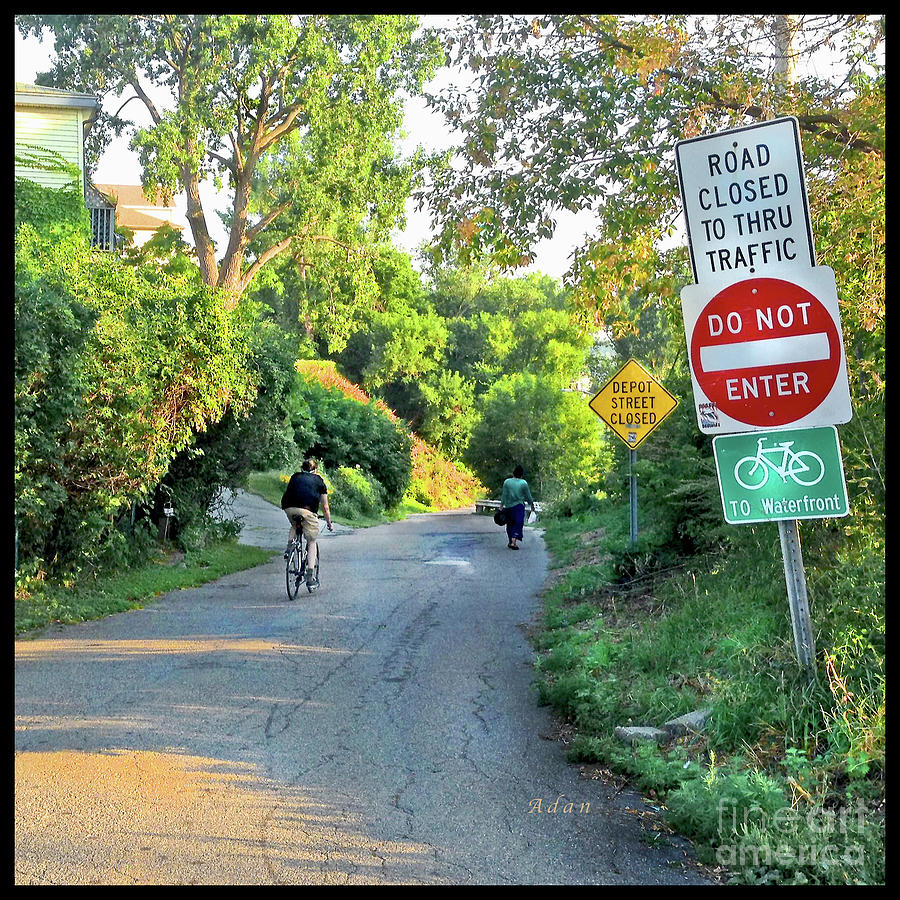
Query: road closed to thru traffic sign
676 116 816 288
681 265 851 434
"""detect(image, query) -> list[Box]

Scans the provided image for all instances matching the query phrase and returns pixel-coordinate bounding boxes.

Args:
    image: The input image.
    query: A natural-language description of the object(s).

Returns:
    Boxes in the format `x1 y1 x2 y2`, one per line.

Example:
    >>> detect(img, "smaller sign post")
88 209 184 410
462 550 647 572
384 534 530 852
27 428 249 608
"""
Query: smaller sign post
589 359 678 545
779 518 816 673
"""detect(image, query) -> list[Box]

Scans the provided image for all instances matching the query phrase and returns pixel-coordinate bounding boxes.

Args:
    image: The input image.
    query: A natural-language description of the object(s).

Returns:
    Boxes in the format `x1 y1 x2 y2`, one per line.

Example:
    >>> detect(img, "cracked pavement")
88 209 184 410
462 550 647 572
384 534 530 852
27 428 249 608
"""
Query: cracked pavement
15 497 712 885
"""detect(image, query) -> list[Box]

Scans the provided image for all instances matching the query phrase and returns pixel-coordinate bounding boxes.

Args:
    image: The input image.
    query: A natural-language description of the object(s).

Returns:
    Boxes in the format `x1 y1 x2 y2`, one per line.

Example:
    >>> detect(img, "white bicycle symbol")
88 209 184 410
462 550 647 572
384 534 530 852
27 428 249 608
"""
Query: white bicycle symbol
733 437 825 490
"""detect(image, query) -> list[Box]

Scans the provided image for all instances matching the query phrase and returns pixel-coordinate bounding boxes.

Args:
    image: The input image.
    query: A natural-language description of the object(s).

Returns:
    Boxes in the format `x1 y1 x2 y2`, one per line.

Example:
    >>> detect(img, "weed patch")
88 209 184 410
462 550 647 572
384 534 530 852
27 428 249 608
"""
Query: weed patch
531 500 885 884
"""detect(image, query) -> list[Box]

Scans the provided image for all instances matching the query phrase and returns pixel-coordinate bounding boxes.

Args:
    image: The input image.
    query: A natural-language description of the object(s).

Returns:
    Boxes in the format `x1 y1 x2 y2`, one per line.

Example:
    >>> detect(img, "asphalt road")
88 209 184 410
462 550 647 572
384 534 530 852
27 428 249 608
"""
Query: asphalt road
15 495 712 885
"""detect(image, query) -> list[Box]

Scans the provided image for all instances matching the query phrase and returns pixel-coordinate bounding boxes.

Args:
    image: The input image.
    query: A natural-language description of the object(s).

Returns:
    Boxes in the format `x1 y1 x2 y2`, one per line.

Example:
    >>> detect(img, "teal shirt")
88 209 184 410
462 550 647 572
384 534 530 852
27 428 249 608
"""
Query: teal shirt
501 477 534 508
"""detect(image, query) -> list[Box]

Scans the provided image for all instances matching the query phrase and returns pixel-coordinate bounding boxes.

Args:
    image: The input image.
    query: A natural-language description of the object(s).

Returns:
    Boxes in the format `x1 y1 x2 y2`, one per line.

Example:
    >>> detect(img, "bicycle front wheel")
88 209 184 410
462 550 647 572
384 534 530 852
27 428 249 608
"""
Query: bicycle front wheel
307 546 320 593
285 542 303 601
790 451 825 486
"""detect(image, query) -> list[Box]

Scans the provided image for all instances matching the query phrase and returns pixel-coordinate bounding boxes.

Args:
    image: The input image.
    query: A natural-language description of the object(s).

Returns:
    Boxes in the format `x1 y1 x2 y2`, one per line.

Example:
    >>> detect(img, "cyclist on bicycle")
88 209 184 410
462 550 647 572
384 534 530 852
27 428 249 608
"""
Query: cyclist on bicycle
281 457 333 588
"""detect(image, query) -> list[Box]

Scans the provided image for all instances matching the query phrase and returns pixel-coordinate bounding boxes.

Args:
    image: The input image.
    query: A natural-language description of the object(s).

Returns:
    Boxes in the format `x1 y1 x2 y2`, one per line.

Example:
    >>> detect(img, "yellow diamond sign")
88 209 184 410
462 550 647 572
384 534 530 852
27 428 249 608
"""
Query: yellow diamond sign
589 358 678 449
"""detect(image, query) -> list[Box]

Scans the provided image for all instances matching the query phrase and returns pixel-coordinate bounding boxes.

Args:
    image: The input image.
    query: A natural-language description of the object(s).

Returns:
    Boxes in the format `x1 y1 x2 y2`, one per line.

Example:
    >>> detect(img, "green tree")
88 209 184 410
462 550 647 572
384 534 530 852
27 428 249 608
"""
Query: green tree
423 14 884 531
18 14 442 309
434 268 590 394
326 261 594 460
413 370 479 460
352 305 449 394
326 249 458 443
424 15 883 276
465 372 610 500
330 248 437 380
809 133 885 543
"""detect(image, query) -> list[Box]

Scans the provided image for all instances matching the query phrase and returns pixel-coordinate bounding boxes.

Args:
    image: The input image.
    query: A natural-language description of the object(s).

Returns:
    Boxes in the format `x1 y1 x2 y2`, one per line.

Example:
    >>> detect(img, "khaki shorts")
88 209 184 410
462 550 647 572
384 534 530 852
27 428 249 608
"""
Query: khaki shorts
284 507 320 541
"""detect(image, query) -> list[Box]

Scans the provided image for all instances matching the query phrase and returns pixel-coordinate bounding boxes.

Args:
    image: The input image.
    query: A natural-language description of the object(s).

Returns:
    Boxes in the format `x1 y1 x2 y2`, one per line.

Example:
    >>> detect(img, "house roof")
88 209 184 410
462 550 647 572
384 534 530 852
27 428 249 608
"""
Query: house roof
118 208 183 232
15 81 100 114
92 182 183 233
93 183 172 208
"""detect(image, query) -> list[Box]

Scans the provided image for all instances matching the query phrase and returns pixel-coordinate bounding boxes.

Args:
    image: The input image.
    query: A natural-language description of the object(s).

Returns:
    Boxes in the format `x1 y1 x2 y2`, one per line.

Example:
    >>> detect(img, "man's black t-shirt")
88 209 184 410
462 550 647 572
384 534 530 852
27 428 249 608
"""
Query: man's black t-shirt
281 471 328 514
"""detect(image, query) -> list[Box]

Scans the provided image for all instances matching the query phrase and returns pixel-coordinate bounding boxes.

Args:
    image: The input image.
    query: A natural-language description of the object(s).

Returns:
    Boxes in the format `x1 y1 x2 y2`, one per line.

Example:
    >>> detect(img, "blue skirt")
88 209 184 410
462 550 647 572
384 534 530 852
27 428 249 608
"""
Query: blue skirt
505 503 526 541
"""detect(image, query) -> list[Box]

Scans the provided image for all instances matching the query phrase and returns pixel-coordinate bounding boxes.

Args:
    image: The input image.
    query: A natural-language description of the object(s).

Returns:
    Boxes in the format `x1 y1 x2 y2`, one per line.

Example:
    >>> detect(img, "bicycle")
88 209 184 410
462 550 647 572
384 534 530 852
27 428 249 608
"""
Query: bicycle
285 530 320 601
733 437 826 490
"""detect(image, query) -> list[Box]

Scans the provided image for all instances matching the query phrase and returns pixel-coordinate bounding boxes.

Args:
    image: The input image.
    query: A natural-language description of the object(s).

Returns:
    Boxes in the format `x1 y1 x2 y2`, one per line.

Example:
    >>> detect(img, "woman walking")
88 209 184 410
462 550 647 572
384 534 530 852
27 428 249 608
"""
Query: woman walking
501 465 536 550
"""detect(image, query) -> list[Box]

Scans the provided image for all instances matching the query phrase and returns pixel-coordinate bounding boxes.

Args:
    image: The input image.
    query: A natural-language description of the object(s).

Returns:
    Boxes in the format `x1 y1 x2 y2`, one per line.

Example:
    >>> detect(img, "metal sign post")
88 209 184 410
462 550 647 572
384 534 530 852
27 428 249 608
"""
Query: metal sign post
675 117 855 675
629 450 638 545
779 519 816 679
588 359 678 547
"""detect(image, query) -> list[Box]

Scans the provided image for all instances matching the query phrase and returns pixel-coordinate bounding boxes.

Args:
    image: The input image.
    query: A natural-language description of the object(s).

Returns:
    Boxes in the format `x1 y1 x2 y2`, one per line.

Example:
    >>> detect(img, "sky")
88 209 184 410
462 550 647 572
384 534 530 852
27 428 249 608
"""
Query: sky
14 18 595 281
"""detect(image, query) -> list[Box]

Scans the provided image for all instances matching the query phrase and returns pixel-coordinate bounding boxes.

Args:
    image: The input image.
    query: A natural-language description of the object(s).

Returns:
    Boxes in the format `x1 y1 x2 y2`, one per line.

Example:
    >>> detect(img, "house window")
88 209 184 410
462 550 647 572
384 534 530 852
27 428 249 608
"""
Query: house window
85 181 117 251
89 206 116 251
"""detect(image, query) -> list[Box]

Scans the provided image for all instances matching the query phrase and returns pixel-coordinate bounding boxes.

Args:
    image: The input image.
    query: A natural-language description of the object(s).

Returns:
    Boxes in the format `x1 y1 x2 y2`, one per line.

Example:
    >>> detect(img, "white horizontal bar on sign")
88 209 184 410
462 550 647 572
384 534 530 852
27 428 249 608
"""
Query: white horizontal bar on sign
700 332 831 373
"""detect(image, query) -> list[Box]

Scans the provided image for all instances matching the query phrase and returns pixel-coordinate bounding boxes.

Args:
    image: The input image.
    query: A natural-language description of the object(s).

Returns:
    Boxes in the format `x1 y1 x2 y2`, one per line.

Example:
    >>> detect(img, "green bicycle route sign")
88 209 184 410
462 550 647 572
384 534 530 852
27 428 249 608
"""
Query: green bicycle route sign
712 425 849 524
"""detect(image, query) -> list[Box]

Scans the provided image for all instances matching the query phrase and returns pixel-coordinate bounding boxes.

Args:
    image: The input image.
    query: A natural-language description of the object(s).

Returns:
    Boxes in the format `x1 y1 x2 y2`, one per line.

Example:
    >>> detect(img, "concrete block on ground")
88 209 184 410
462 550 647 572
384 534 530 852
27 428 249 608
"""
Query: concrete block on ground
662 708 713 738
614 726 669 746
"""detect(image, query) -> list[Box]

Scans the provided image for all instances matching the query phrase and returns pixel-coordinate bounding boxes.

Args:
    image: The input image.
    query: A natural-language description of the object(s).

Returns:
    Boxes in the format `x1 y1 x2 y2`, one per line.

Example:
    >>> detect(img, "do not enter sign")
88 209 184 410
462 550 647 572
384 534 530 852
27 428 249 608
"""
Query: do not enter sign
680 266 851 434
694 278 838 424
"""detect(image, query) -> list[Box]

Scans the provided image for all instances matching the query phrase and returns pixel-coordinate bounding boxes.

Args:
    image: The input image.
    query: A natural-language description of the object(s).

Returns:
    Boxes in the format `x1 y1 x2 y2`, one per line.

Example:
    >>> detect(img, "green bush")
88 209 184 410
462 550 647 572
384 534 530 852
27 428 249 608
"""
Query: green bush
14 151 90 239
154 316 298 547
15 243 96 565
665 760 787 846
289 373 412 507
15 175 255 576
327 465 385 519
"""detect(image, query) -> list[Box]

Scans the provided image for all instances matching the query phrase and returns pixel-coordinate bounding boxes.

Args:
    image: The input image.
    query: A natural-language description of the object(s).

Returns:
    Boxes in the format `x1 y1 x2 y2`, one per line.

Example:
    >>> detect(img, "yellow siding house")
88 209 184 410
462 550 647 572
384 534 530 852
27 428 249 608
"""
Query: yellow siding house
14 81 100 196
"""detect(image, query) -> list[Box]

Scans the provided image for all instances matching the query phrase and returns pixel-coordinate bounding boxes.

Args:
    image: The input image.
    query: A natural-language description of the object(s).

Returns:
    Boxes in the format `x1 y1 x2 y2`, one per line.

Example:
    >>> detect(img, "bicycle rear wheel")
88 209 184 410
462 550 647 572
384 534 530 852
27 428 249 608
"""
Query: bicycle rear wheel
789 451 825 486
734 456 768 490
285 540 303 601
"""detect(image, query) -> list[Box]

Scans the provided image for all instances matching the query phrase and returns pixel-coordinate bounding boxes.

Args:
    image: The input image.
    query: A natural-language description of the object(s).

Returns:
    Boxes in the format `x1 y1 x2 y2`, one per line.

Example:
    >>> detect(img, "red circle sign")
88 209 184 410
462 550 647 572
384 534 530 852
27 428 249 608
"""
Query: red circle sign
690 277 841 427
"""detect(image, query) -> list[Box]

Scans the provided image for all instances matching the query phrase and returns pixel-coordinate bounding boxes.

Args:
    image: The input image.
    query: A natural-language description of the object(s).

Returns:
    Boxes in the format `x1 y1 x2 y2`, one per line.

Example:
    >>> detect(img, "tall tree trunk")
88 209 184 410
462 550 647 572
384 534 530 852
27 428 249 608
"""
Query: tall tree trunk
216 168 253 309
181 162 220 290
772 14 796 83
212 108 267 308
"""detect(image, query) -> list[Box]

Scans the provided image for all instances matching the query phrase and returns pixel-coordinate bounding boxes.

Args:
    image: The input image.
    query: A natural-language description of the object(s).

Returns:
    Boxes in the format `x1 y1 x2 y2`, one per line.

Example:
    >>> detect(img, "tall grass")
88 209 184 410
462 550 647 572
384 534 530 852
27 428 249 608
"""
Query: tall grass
532 500 885 884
